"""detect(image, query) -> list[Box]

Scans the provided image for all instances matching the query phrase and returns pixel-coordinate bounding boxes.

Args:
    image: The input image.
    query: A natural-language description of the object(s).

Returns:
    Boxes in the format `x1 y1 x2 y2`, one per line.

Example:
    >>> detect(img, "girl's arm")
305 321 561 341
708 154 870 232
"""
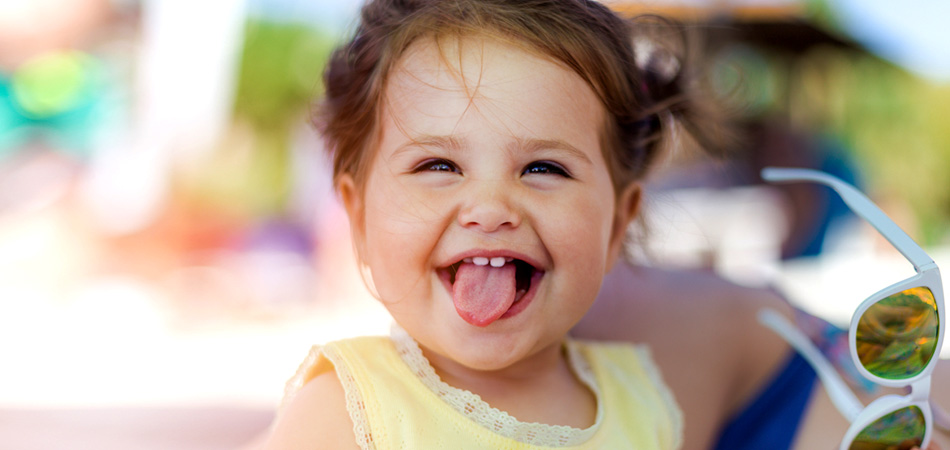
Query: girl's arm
263 370 360 450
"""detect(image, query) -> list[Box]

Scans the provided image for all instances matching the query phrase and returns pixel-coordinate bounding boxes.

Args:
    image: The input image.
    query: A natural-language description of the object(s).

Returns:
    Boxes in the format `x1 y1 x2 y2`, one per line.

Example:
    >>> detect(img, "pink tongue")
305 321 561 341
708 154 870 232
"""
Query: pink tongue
452 262 517 327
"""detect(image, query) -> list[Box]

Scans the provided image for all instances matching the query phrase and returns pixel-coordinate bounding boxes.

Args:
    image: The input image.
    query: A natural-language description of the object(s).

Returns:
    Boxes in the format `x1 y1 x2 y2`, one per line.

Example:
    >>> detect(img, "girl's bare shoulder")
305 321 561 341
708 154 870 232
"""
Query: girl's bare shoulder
263 370 360 450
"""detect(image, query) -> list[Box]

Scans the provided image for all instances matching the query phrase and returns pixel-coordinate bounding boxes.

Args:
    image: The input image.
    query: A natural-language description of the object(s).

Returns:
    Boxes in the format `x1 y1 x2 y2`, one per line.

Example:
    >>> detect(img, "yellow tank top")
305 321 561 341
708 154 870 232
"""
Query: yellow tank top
282 327 682 449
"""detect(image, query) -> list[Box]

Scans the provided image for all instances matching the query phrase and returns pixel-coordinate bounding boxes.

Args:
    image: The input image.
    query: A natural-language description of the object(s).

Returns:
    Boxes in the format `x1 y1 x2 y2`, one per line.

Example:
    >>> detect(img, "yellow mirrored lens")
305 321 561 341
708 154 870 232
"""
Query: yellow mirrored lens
849 406 925 450
856 287 939 379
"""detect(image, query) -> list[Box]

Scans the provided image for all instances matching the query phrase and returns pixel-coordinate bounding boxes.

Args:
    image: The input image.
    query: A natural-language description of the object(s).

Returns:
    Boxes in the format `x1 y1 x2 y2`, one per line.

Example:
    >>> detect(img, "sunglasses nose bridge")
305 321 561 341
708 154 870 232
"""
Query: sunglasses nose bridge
909 377 932 401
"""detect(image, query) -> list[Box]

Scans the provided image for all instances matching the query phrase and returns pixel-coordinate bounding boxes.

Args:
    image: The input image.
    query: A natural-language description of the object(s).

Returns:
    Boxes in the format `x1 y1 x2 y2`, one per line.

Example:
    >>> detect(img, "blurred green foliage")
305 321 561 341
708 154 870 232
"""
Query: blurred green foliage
187 19 336 218
719 34 950 246
790 48 950 245
233 19 334 131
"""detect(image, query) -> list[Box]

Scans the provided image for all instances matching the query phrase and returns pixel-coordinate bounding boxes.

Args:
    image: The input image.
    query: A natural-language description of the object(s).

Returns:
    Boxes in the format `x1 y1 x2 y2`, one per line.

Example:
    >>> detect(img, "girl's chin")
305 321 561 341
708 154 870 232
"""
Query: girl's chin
420 335 537 373
449 352 529 373
449 335 565 374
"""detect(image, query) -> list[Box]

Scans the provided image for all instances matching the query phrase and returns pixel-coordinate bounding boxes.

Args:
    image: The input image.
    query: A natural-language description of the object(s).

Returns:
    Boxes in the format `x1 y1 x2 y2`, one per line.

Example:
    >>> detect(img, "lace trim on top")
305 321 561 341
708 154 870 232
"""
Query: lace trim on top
390 325 604 447
323 345 376 450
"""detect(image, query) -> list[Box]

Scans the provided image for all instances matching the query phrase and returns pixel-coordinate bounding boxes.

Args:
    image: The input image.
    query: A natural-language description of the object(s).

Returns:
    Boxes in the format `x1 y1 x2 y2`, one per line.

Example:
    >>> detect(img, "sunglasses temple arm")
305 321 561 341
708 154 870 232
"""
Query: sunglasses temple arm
761 167 934 272
757 308 864 422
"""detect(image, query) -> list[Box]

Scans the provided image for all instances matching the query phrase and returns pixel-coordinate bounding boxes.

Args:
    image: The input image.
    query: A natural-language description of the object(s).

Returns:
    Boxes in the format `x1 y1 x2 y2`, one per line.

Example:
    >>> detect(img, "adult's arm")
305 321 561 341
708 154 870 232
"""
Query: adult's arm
573 263 795 450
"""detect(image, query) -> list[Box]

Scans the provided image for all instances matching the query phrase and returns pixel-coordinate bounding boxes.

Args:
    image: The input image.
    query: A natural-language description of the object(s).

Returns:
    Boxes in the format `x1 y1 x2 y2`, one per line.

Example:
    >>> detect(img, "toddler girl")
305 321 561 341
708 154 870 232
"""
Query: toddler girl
264 0 717 448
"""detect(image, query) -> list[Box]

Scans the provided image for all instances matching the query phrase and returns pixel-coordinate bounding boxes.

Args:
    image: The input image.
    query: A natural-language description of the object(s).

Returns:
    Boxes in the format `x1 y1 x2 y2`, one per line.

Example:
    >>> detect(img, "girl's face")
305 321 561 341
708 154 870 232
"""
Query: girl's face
340 35 639 371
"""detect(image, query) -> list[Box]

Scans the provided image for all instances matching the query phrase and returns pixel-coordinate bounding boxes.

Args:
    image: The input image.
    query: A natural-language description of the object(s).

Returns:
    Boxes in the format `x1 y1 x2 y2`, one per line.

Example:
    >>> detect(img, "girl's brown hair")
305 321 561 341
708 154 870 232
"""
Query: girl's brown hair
316 0 728 193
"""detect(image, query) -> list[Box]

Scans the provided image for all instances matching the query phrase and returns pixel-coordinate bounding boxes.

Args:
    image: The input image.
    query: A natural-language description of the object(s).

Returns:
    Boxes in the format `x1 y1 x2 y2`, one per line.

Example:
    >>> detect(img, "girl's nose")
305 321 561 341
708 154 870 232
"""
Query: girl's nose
456 183 522 233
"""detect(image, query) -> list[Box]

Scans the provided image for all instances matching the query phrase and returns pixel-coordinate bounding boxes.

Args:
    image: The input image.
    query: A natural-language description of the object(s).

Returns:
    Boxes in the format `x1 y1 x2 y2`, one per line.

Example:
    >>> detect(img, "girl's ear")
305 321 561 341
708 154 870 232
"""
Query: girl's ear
337 173 381 300
337 173 366 257
606 182 642 270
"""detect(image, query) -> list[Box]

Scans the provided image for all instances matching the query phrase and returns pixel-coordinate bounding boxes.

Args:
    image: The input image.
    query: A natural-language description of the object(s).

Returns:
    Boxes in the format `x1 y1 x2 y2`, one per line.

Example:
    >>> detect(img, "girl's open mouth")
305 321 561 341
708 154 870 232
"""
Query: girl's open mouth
438 257 544 326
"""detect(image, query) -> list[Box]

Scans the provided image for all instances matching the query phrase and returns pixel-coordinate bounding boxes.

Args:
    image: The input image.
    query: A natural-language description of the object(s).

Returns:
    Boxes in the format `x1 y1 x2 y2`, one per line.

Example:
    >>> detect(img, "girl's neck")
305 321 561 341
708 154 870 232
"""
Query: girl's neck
419 340 597 428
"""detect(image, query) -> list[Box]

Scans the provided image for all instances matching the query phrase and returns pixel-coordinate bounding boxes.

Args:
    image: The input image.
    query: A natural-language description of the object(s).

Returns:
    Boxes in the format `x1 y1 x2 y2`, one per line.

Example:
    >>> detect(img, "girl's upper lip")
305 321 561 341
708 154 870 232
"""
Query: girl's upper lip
438 249 545 270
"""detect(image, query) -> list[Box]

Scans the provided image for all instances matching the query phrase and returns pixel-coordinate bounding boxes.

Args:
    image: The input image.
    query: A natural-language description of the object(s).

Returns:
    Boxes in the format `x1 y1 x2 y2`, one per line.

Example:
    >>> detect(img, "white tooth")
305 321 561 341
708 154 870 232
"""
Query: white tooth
490 257 505 267
463 257 473 263
472 257 489 266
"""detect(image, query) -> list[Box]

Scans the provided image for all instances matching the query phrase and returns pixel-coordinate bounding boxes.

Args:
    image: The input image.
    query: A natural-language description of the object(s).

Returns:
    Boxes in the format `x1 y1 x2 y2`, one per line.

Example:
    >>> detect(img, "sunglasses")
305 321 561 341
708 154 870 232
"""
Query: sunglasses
758 167 946 450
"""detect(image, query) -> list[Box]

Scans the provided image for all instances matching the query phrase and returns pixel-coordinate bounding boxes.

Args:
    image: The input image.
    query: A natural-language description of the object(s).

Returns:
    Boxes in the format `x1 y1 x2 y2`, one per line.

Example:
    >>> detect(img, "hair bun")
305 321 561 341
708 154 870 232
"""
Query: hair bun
634 37 681 86
627 14 736 164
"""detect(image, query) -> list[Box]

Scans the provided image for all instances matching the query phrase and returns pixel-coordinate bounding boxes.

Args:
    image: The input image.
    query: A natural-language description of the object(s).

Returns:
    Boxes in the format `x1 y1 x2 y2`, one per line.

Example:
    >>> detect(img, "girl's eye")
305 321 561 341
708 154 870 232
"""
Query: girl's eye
413 158 460 174
522 161 570 177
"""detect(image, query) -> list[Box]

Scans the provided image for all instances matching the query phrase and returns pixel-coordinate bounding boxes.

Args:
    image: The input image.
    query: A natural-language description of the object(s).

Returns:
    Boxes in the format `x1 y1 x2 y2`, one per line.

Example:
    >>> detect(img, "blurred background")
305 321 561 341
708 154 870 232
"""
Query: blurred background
1 0 949 448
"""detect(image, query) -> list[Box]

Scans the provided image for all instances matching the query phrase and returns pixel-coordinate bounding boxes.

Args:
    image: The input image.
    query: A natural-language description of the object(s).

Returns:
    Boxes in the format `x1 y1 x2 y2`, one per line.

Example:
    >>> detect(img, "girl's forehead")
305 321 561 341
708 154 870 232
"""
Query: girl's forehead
384 35 605 134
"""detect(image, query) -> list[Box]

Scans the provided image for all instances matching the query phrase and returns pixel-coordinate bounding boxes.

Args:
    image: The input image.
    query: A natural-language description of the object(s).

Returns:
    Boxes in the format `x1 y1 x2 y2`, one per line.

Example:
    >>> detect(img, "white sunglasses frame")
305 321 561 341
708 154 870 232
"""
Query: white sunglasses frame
759 309 936 449
760 167 946 450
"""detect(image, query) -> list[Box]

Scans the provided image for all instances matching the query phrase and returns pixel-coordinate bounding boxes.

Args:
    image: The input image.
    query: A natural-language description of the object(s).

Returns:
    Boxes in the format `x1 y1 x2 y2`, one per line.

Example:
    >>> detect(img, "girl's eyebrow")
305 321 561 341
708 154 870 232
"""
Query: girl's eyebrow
514 138 592 164
391 135 462 158
390 135 591 164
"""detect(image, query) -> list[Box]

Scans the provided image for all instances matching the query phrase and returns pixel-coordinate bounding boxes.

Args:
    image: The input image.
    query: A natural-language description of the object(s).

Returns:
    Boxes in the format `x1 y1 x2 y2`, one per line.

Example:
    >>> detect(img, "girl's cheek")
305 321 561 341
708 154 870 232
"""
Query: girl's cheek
387 189 448 231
